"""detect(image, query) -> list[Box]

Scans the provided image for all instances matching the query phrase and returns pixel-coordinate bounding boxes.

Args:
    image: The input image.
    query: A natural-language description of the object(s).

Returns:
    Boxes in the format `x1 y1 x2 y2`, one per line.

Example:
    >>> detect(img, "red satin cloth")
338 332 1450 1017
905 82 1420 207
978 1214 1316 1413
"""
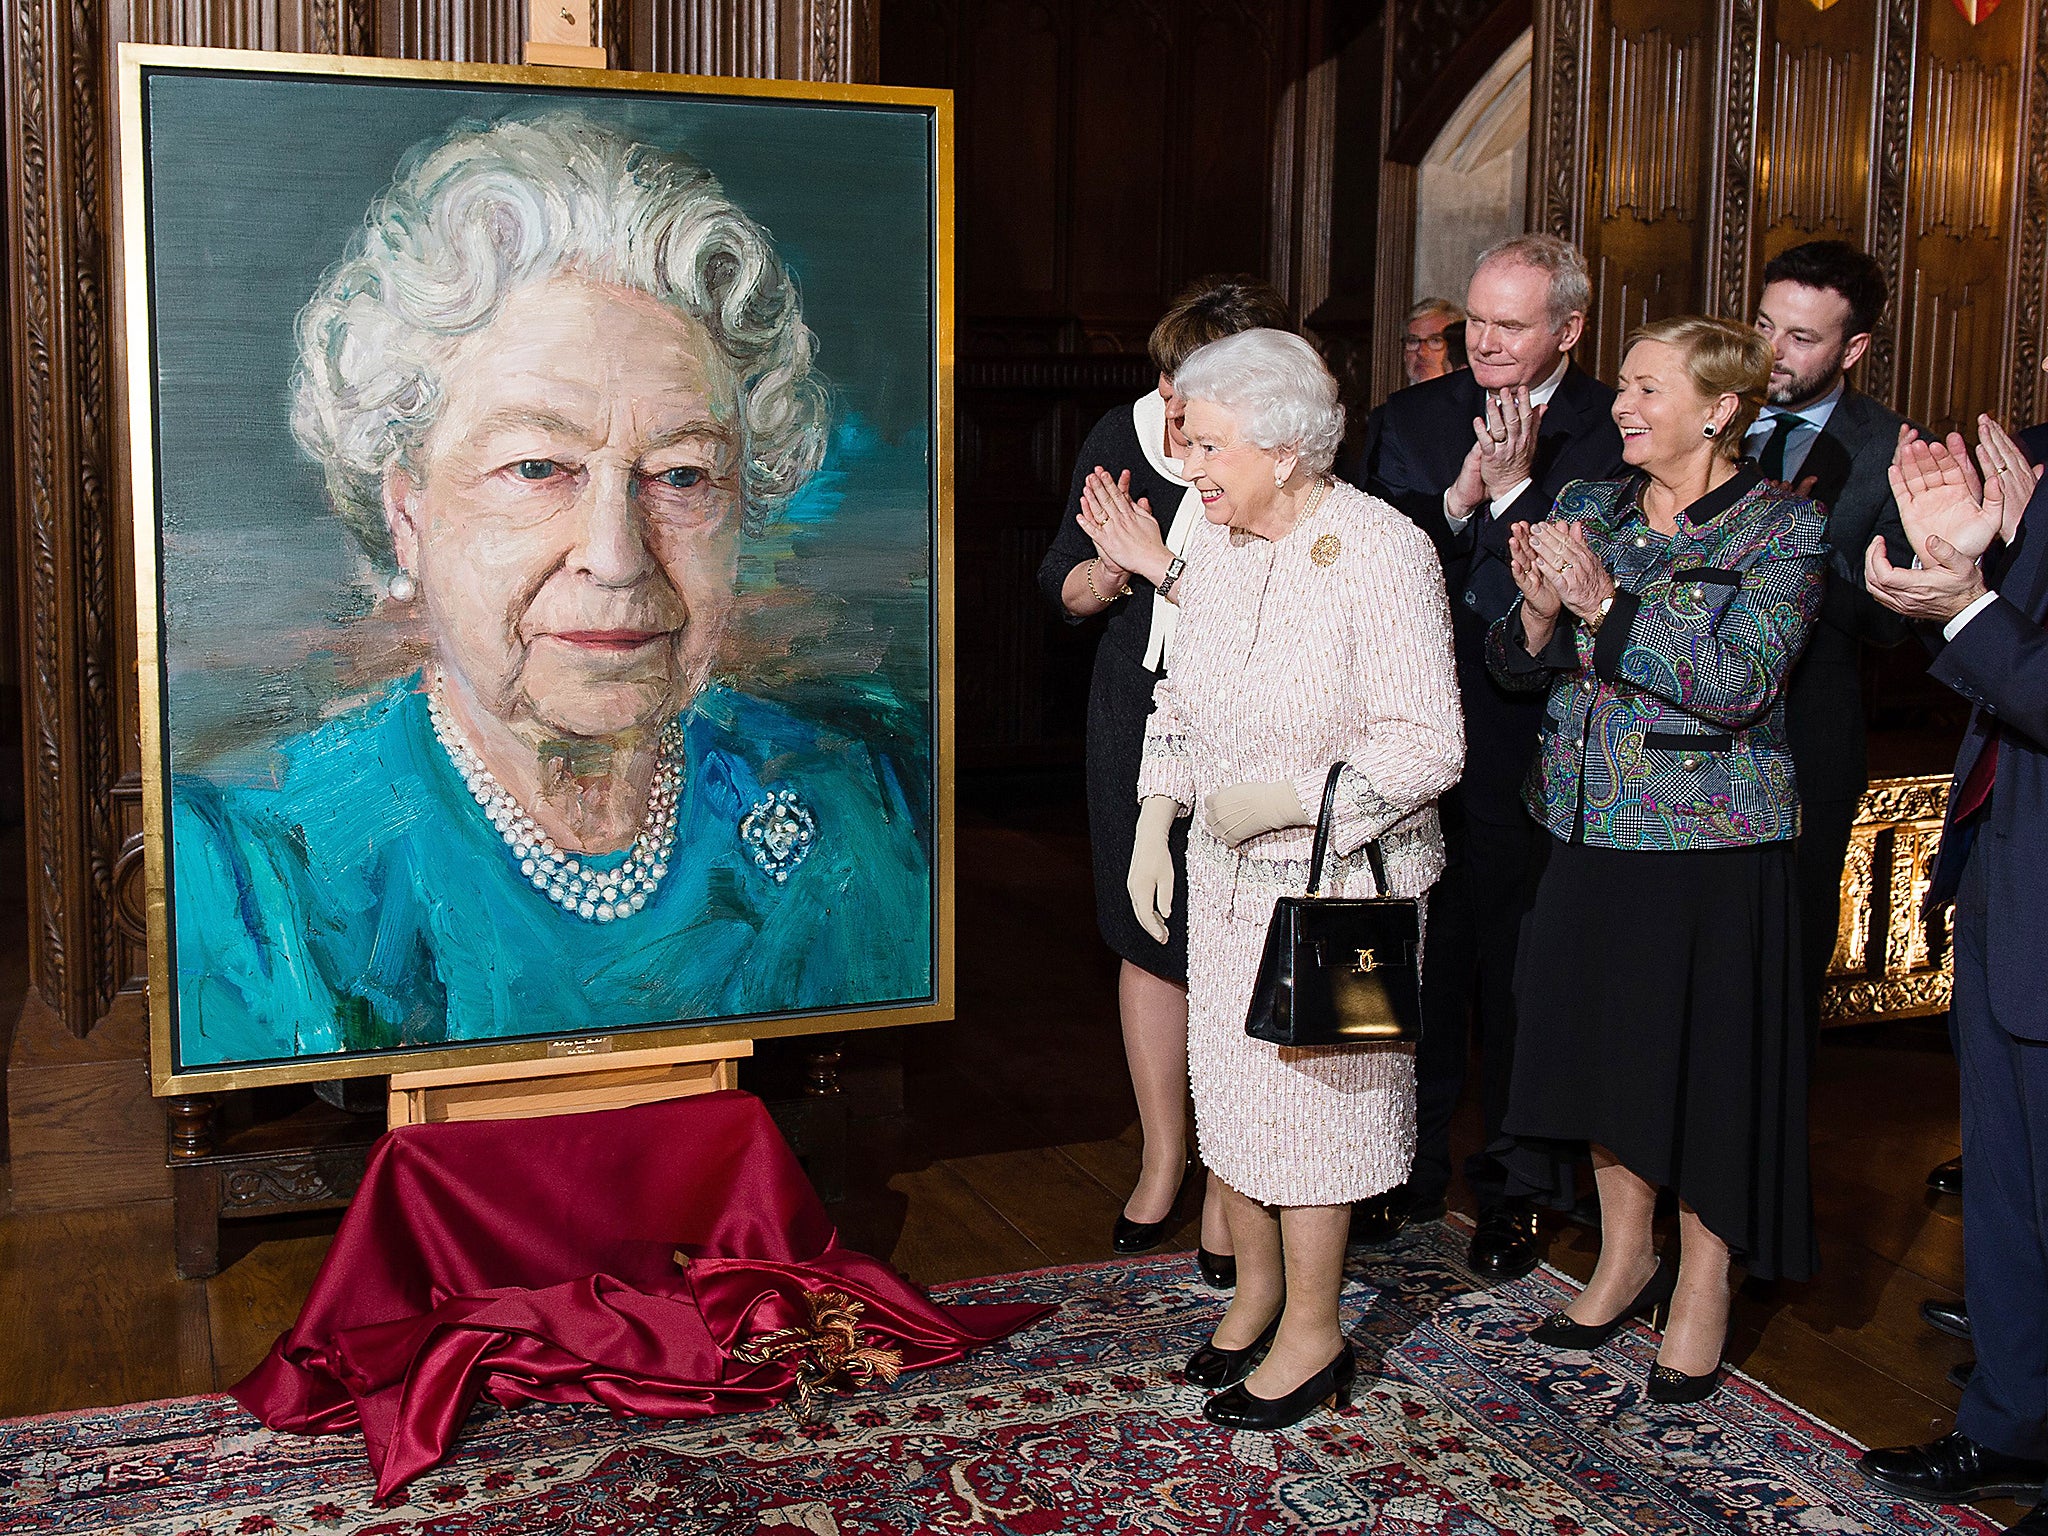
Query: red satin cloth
232 1091 1052 1500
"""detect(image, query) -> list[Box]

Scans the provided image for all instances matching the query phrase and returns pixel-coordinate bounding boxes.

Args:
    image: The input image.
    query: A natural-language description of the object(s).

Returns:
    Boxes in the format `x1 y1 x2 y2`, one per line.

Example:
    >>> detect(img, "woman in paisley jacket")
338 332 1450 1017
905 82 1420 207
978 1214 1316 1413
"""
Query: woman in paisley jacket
1485 315 1826 1404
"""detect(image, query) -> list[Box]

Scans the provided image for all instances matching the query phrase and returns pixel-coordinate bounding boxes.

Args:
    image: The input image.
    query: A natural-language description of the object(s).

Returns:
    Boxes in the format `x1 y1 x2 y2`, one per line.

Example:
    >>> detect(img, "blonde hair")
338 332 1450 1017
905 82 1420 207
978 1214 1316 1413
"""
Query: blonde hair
1623 315 1774 456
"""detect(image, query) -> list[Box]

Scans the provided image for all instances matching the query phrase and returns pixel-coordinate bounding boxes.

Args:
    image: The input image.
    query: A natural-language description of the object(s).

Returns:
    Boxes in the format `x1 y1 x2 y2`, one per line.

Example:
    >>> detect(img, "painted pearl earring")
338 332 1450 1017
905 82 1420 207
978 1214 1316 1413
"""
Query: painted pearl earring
389 571 417 603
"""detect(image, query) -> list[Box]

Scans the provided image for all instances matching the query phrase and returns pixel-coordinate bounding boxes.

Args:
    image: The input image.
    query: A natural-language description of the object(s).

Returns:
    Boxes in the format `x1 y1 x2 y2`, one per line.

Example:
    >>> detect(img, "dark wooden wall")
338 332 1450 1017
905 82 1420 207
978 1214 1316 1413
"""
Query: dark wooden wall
878 0 1339 773
1530 0 2048 433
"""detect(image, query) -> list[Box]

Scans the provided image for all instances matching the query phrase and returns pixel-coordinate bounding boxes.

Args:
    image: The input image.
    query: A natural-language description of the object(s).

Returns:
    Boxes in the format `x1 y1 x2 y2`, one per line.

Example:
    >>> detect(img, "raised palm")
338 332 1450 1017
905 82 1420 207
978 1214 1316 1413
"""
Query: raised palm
1889 438 2002 562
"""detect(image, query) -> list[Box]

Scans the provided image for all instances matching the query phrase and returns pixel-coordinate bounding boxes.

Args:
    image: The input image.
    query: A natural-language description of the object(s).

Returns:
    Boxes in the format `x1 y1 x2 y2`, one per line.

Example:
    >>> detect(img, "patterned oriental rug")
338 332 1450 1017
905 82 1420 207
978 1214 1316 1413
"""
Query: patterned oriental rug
0 1220 2000 1536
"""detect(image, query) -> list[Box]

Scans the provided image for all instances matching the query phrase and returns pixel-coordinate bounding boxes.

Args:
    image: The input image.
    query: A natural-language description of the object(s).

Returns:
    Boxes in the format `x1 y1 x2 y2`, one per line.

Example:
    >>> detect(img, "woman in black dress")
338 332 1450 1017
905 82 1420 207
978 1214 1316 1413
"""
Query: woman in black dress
1486 315 1826 1402
1035 275 1288 1280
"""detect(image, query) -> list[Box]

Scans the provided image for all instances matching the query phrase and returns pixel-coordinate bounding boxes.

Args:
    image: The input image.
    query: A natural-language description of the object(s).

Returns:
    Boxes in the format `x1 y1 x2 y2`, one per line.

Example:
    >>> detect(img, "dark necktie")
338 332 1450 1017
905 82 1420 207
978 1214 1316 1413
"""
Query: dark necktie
1757 412 1798 481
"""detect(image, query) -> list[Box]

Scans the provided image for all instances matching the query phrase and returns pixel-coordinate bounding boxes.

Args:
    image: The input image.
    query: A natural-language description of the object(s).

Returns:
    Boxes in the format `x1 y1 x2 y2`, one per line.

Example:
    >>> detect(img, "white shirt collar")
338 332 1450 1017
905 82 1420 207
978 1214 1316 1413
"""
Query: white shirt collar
1131 391 1191 486
1750 376 1845 435
1524 358 1570 409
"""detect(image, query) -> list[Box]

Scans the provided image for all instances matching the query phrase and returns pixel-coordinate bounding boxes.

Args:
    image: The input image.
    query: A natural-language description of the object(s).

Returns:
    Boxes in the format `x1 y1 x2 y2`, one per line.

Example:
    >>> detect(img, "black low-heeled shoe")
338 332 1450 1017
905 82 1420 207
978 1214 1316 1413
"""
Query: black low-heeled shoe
1184 1314 1279 1390
1197 1247 1237 1289
1202 1342 1357 1431
1646 1361 1725 1405
1527 1259 1676 1349
1112 1161 1197 1254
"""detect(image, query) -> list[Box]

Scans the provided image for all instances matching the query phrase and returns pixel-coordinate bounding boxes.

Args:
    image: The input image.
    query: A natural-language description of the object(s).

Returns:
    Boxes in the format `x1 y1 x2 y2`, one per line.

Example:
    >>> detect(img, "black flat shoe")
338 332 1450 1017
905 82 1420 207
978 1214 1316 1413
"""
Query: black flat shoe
1112 1161 1196 1254
1926 1155 1963 1196
1184 1314 1279 1390
1920 1296 1970 1340
1528 1260 1675 1349
1858 1430 2048 1505
1646 1361 1725 1404
1203 1343 1357 1431
1468 1201 1540 1281
1197 1247 1237 1289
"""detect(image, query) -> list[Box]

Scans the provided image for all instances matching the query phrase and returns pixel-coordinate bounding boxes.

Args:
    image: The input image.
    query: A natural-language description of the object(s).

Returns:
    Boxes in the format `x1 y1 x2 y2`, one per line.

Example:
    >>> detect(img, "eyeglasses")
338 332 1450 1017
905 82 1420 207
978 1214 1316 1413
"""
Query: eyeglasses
1402 333 1451 353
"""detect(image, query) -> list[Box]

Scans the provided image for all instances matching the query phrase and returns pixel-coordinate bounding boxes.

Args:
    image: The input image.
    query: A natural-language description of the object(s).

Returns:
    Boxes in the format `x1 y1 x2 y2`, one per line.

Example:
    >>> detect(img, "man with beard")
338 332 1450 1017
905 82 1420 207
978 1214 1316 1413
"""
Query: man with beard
1342 235 1626 1281
1747 241 1915 1039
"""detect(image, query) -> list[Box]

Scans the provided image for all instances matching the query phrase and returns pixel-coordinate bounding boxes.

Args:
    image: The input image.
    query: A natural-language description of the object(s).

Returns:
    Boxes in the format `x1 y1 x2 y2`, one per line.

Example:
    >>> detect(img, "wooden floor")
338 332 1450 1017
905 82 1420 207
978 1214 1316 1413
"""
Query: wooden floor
0 790 2004 1519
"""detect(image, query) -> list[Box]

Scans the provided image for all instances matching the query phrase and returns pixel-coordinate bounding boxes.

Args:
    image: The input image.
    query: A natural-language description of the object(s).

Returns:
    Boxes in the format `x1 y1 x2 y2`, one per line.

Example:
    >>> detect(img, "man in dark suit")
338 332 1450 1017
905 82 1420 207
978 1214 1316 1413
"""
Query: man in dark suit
1857 440 2048 1533
1748 241 1916 1034
1341 234 1627 1280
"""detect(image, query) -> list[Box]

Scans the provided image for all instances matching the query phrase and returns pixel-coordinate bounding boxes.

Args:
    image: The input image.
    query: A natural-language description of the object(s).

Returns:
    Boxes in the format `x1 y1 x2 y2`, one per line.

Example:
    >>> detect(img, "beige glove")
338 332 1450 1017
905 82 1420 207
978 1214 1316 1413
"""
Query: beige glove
1202 780 1312 848
1127 796 1180 943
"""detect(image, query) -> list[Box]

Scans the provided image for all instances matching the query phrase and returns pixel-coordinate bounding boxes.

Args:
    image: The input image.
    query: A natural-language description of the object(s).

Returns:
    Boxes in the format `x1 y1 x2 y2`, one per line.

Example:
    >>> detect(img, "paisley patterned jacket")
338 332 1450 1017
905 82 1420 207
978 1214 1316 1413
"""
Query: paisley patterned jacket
1484 466 1827 851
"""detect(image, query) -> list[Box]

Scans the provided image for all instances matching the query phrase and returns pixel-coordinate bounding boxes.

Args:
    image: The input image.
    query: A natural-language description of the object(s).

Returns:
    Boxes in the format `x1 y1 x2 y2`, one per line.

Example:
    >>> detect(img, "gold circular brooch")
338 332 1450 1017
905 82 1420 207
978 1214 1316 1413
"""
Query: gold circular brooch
1310 533 1342 568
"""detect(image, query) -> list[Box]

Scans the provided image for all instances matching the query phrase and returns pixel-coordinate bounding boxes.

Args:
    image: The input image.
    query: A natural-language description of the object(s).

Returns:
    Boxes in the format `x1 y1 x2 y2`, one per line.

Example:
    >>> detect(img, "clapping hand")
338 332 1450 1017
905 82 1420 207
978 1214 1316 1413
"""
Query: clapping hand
1078 467 1171 587
1973 415 2039 545
1888 434 2002 563
1475 386 1545 500
1506 521 1562 620
1865 527 1987 623
1527 520 1617 623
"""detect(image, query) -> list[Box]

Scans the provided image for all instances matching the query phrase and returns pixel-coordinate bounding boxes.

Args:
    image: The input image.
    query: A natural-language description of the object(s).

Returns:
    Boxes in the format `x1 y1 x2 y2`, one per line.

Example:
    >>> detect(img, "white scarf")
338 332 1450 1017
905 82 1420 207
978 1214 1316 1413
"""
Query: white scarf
1130 390 1204 671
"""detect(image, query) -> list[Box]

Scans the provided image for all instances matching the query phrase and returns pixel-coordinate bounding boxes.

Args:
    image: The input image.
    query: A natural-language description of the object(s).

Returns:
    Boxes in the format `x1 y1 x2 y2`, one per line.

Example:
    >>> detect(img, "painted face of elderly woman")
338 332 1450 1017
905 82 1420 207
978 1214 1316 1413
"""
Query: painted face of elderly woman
294 114 827 859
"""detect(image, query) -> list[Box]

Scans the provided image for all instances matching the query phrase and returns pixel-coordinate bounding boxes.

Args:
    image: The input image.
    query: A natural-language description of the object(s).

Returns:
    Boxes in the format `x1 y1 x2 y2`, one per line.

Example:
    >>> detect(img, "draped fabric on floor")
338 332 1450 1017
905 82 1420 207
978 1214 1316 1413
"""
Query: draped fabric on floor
230 1091 1052 1501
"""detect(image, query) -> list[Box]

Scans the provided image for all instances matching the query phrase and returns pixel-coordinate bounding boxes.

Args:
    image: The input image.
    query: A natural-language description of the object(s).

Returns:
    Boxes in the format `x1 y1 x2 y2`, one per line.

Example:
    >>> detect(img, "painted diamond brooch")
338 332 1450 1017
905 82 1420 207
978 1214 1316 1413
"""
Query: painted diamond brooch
741 788 818 883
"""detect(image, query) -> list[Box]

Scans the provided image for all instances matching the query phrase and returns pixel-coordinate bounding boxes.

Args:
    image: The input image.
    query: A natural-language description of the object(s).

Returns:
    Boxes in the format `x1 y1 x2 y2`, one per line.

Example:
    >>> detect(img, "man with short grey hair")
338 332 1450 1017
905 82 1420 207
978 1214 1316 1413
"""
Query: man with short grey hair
1341 233 1626 1281
1403 296 1467 384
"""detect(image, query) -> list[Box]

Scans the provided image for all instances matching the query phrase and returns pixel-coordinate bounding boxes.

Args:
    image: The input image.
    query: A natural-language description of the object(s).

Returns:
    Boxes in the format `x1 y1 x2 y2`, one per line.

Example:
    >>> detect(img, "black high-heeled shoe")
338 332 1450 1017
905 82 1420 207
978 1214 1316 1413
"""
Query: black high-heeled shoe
1196 1247 1236 1289
1112 1160 1197 1254
1527 1259 1676 1349
1646 1361 1725 1404
1202 1342 1357 1430
1184 1313 1279 1389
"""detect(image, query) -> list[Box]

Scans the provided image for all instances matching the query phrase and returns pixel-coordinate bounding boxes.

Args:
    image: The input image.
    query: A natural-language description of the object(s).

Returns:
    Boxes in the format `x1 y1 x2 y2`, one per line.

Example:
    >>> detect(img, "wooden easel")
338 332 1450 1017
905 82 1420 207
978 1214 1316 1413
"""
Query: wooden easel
387 1038 754 1127
381 1 757 1135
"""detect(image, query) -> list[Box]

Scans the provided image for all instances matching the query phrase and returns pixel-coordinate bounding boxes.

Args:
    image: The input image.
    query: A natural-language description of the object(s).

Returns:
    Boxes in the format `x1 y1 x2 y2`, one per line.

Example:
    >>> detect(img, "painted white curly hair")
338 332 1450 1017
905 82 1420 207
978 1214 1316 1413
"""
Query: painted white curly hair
1170 328 1345 476
291 112 830 559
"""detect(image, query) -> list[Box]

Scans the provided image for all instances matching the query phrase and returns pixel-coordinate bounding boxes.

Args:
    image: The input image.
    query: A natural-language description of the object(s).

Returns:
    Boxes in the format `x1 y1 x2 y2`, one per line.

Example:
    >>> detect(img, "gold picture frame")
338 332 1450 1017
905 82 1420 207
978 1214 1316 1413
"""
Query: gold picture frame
119 44 956 1093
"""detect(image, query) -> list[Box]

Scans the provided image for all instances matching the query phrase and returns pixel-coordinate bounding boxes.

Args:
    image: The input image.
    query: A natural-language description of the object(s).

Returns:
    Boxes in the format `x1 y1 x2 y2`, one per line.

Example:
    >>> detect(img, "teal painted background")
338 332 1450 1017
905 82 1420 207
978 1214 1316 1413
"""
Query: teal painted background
143 69 936 783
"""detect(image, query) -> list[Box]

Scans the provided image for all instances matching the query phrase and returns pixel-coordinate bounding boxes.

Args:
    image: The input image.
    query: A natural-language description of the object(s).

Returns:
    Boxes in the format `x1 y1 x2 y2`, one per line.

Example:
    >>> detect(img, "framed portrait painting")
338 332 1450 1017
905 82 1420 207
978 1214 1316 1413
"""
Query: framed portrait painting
119 45 955 1092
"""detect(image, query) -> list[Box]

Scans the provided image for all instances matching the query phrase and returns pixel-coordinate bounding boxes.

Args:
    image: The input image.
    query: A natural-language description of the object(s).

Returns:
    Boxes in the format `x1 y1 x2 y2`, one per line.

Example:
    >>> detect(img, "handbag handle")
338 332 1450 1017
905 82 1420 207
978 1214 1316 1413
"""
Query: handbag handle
1305 762 1390 898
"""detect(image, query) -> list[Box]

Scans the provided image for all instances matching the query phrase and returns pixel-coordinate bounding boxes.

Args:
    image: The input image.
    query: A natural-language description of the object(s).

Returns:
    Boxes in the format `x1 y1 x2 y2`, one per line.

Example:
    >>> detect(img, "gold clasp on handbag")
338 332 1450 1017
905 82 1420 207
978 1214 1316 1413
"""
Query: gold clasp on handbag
1352 948 1379 975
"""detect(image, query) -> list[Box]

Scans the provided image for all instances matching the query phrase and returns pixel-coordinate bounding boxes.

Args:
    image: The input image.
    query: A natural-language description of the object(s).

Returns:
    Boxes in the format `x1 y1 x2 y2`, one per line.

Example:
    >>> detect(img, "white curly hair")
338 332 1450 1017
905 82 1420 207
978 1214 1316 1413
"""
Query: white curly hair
1169 328 1345 475
290 112 830 559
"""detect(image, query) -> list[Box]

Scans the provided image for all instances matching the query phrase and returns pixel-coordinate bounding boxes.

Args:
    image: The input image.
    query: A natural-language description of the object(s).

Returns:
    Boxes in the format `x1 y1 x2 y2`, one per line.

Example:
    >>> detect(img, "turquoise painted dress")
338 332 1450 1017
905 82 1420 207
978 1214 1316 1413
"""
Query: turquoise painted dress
171 677 932 1069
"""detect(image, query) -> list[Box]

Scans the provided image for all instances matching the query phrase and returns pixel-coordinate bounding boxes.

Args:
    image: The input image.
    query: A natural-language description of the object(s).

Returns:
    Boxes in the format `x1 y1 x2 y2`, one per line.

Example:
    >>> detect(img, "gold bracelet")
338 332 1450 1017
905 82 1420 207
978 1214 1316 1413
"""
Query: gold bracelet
1084 558 1133 603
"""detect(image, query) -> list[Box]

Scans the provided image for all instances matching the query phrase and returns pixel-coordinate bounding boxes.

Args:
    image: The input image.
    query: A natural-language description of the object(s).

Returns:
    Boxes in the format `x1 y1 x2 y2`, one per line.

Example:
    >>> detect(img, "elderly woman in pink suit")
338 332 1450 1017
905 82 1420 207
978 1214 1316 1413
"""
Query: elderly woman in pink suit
1125 328 1465 1431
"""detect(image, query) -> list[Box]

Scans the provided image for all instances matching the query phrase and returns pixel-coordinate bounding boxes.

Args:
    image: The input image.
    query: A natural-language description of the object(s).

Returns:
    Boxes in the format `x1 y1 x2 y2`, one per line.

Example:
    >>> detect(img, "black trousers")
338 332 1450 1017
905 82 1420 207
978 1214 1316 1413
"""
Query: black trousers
1794 796 1859 1032
1412 807 1551 1211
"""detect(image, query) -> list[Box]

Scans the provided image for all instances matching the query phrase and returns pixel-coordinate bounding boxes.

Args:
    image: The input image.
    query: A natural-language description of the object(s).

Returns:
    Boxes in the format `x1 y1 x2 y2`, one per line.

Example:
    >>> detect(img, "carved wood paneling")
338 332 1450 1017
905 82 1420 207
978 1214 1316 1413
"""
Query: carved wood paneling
377 0 523 61
1529 0 1592 241
1703 0 1758 316
1601 29 1702 222
1531 0 2045 430
1763 42 1863 235
1862 0 1917 401
2008 0 2048 426
646 0 780 75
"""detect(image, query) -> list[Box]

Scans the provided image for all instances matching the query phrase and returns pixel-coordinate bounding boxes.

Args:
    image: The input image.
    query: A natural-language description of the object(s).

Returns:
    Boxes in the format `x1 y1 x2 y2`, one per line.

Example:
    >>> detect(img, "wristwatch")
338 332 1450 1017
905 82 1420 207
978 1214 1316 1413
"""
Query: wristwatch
1585 593 1616 634
1157 555 1187 599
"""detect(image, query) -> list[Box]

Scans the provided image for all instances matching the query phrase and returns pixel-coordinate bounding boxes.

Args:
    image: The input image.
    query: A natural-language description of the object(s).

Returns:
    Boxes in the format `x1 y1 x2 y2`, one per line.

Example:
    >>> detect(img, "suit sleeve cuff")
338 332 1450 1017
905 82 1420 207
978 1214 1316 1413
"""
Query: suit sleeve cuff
1591 590 1641 681
1943 590 2000 641
1443 489 1476 533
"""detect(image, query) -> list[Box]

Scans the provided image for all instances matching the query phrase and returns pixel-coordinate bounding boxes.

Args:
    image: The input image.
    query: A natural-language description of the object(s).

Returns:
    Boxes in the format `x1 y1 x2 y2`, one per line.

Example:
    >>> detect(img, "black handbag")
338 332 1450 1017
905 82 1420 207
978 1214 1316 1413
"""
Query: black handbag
1244 763 1425 1048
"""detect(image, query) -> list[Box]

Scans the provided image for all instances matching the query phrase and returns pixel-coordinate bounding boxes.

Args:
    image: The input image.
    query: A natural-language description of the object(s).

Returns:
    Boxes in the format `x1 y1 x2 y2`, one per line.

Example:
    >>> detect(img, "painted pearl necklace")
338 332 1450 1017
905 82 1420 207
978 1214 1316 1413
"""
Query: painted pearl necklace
426 687 684 925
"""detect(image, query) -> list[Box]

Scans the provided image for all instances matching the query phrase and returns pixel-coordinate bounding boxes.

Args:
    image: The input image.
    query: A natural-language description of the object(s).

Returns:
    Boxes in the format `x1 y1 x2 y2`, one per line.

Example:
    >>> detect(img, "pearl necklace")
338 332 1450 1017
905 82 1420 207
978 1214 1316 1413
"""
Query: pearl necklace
426 686 684 925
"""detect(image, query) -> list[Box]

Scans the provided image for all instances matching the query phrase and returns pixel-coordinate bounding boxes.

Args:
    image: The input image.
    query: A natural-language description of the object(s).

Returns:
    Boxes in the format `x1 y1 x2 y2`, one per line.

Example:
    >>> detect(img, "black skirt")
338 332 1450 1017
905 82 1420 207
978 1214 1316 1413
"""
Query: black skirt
1502 838 1815 1281
1086 639 1189 983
